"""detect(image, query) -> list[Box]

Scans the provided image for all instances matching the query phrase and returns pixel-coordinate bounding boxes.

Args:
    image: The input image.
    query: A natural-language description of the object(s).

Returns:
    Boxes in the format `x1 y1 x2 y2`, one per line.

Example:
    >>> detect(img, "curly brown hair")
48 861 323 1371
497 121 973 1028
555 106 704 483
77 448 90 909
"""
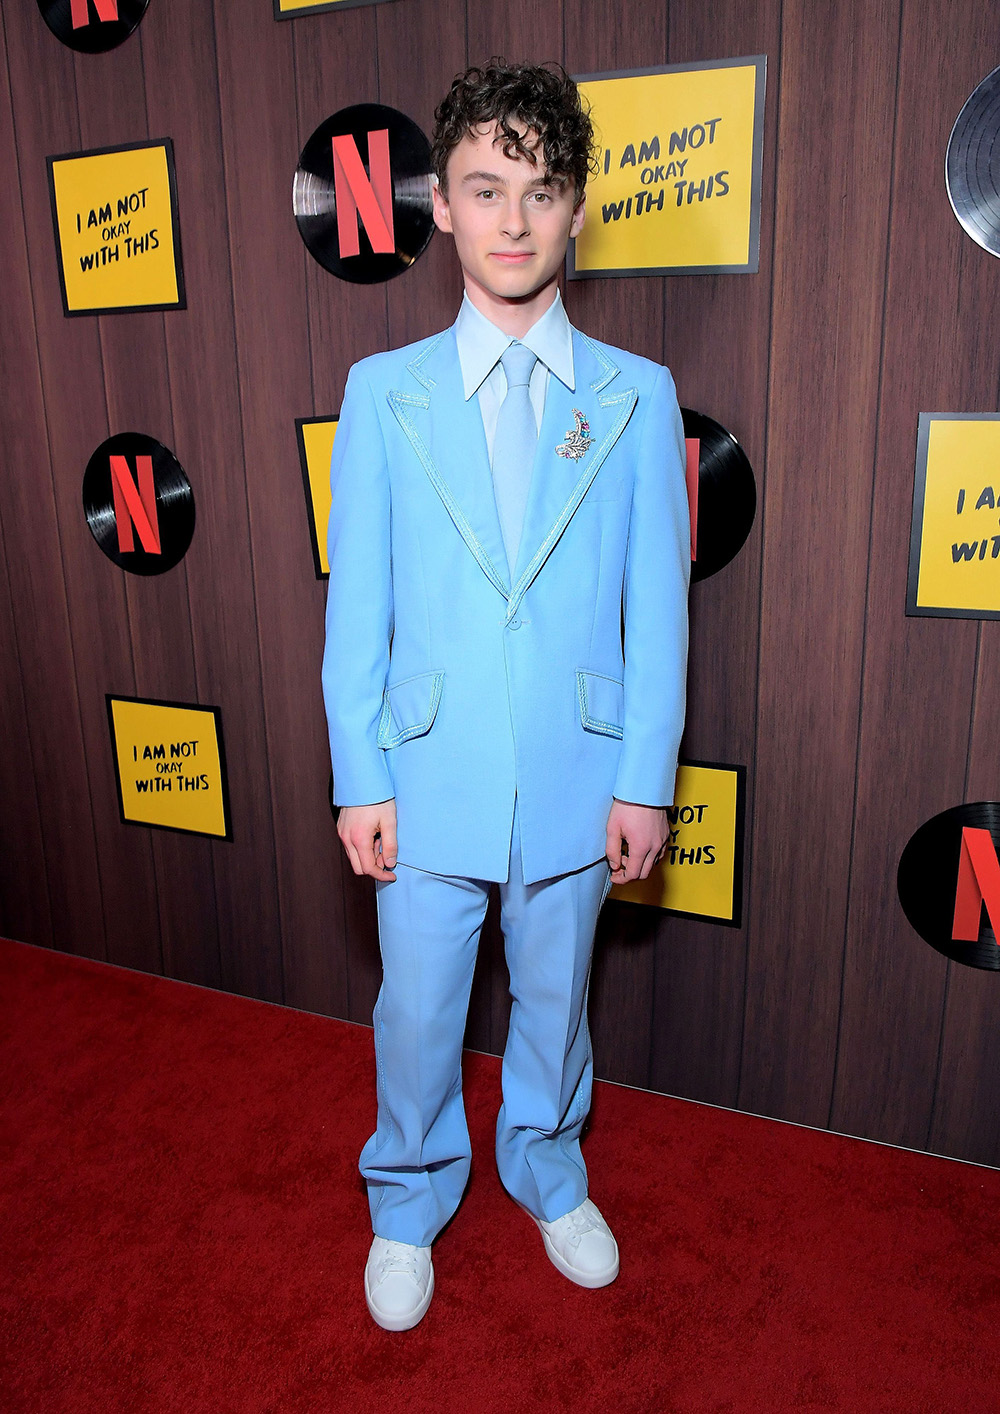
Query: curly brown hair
432 58 597 197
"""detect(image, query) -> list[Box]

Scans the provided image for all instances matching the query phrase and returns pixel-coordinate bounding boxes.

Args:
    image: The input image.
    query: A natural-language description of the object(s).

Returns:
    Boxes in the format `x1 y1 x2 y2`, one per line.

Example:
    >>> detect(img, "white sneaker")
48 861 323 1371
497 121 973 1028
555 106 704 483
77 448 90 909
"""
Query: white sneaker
364 1236 434 1331
522 1196 620 1288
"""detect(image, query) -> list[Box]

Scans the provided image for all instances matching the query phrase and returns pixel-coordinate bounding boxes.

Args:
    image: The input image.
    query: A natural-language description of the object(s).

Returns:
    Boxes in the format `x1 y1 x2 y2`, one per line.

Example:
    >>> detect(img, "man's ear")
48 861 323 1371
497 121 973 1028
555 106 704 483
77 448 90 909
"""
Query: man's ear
432 177 453 234
569 193 586 240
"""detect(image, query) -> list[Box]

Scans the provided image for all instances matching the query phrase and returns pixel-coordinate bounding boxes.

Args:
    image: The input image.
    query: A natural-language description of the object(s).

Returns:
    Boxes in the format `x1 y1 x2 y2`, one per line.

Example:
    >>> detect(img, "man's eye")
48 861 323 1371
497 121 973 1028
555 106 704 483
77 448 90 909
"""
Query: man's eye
478 189 496 200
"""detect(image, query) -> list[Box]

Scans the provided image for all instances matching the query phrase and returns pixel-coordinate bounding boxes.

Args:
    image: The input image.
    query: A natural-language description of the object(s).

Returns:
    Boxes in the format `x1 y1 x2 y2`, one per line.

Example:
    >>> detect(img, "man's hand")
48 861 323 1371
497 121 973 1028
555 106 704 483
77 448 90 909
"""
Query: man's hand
337 798 398 882
606 798 670 884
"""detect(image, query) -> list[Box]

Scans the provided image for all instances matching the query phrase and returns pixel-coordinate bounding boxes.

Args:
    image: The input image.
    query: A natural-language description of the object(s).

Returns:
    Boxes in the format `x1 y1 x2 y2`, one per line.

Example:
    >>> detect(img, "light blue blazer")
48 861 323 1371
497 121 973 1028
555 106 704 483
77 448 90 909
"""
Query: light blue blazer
322 319 690 887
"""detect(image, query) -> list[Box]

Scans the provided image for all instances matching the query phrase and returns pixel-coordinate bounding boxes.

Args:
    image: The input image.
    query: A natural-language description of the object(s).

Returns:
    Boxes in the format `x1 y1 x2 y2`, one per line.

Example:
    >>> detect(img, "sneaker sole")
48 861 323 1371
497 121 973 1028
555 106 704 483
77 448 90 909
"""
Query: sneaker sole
516 1200 620 1289
364 1265 435 1331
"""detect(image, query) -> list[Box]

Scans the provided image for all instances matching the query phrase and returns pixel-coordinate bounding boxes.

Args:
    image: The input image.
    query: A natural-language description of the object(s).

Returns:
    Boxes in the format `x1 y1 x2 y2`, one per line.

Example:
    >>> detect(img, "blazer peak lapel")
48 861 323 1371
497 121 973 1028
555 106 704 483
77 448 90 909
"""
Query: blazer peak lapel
386 330 512 599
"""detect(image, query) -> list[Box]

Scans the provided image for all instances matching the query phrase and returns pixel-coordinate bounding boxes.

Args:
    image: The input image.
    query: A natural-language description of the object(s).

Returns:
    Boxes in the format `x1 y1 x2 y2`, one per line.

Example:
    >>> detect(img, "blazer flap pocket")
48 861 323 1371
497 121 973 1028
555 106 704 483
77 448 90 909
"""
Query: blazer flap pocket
577 669 624 739
378 670 445 749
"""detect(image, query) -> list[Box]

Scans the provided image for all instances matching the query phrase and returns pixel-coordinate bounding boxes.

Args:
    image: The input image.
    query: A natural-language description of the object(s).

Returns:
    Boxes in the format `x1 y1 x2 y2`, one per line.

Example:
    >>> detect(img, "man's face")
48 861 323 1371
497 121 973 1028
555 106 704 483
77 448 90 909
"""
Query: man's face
432 121 585 305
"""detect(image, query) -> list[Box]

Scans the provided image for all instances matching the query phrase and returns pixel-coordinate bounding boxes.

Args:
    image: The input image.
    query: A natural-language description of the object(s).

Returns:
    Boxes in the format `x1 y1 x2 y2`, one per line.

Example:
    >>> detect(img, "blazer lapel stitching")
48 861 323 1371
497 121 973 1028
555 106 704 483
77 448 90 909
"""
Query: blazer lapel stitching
405 332 447 391
386 388 510 602
506 384 638 621
579 331 619 394
390 390 430 409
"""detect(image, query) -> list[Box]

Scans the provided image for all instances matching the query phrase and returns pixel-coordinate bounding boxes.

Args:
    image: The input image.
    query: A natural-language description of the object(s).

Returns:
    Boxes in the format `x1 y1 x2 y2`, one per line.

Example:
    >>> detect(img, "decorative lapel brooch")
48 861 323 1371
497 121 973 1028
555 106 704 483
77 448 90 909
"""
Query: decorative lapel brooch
555 409 595 461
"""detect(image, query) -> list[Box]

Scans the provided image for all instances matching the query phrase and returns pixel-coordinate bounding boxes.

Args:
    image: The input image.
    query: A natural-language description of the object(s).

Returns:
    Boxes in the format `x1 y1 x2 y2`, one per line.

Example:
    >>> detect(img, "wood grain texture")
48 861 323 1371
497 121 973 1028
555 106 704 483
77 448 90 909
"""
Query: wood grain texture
645 0 780 1109
0 14 54 952
212 0 330 1003
70 25 225 989
1 2 145 966
142 0 288 993
829 0 1000 1149
739 0 901 1128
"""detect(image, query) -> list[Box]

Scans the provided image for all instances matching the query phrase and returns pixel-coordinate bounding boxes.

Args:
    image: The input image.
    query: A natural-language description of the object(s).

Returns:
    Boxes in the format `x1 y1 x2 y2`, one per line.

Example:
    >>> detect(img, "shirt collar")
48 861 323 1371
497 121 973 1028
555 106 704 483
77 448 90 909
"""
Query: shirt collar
454 288 576 400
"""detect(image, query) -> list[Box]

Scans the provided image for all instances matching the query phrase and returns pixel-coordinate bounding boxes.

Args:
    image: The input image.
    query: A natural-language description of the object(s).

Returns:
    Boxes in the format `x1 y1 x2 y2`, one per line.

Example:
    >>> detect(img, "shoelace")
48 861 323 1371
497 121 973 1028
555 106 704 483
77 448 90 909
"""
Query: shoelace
551 1204 600 1247
376 1241 423 1278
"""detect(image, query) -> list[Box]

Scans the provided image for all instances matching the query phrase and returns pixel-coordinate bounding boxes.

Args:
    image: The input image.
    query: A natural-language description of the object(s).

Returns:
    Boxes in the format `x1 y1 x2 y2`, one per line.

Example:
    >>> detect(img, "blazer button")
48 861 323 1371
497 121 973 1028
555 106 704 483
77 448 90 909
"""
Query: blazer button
509 618 522 630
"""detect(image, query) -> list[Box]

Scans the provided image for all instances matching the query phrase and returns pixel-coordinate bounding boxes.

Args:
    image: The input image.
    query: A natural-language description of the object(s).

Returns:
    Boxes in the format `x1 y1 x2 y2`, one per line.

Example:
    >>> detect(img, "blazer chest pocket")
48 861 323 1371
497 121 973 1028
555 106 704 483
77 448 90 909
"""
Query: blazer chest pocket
576 669 624 740
378 670 445 750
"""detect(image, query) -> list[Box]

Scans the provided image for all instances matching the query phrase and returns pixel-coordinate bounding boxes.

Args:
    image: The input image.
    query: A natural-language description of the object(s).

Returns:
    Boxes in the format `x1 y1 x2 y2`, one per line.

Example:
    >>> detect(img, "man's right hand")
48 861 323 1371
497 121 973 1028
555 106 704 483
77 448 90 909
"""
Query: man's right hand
336 798 398 882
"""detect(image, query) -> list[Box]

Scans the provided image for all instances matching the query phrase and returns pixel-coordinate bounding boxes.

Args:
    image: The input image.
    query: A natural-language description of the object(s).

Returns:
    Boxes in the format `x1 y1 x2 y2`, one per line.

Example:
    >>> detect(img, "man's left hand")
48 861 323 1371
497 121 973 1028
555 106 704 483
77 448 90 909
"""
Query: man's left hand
606 798 670 884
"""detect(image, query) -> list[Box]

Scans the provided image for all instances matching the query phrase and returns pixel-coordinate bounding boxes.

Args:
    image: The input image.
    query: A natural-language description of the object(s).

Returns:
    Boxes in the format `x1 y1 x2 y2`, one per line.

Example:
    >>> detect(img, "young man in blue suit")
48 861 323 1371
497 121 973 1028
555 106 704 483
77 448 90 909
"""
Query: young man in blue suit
323 60 690 1331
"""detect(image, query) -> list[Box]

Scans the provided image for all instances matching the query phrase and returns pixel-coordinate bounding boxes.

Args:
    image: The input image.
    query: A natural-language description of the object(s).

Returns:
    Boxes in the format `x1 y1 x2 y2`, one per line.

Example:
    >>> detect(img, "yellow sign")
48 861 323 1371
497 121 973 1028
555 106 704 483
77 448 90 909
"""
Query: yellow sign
275 0 396 16
296 416 339 577
47 140 184 315
107 696 231 840
612 761 745 924
908 415 1000 619
570 58 765 278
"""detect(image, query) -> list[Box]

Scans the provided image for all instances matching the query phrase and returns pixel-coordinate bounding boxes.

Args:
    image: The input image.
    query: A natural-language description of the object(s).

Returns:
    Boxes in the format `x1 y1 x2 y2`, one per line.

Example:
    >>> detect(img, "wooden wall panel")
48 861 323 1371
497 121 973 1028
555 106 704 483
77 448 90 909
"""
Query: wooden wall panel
142 0 285 993
739 0 902 1127
1 4 147 968
644 0 780 1109
0 531 51 950
829 0 1000 1148
0 17 53 953
3 0 1000 1167
212 1 327 1004
71 29 224 989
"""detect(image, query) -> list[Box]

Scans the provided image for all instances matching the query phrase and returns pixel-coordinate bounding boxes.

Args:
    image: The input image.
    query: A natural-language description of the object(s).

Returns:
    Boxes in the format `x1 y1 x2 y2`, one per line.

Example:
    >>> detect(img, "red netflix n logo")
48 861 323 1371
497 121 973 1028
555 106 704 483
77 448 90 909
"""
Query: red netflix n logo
109 454 161 555
71 0 119 27
951 826 1000 944
332 130 395 257
40 0 146 53
897 805 1000 971
294 105 434 285
84 432 194 576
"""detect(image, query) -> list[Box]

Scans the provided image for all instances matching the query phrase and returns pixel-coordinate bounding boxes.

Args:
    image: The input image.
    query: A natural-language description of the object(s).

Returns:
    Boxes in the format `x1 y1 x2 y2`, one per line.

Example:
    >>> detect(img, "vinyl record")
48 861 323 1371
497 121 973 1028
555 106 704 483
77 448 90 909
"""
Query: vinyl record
897 802 1000 971
946 65 1000 257
294 104 434 284
37 0 149 53
681 408 757 583
83 432 195 575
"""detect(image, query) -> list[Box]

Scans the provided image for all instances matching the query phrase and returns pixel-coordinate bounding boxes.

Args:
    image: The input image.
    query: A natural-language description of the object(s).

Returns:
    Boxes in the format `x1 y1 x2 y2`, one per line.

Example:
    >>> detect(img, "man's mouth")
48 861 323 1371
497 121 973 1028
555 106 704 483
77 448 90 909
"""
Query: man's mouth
491 251 534 263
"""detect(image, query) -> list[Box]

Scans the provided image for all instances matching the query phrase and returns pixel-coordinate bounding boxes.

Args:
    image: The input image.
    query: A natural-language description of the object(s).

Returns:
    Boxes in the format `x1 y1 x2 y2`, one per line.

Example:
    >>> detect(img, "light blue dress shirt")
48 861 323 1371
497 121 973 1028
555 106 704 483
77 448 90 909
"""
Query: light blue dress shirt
453 289 576 463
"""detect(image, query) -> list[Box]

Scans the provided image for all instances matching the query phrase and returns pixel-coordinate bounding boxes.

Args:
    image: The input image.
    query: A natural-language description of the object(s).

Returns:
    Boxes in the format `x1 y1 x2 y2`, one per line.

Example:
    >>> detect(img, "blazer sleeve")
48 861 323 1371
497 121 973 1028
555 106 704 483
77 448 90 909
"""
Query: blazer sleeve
321 361 395 807
612 362 690 807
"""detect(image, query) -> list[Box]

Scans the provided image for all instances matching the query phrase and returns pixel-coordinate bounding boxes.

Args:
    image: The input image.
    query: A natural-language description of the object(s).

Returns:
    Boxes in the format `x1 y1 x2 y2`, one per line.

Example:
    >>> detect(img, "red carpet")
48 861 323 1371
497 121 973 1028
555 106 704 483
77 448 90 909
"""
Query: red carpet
2 938 999 1413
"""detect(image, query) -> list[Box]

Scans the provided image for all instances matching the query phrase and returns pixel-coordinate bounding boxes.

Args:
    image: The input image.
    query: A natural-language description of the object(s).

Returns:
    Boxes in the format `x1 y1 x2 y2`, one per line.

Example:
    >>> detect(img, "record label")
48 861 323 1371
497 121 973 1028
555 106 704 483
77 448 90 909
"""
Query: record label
946 65 1000 257
897 803 1000 971
293 104 434 284
681 408 757 582
83 432 195 575
37 0 149 54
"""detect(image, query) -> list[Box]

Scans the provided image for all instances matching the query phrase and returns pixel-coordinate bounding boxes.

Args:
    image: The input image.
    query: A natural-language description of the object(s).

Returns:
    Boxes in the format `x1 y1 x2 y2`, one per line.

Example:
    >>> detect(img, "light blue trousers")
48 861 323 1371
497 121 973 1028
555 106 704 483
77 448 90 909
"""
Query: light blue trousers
360 793 614 1247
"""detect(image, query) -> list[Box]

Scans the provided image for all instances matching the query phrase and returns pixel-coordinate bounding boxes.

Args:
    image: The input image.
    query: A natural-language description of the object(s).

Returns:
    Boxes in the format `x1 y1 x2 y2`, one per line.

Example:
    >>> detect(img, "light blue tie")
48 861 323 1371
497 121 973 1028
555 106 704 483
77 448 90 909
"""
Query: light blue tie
491 342 538 577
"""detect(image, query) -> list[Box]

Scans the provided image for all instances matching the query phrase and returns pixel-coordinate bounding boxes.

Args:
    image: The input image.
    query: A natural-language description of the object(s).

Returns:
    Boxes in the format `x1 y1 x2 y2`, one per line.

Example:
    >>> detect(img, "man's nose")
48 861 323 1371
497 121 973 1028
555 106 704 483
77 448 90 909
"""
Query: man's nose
500 201 529 238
